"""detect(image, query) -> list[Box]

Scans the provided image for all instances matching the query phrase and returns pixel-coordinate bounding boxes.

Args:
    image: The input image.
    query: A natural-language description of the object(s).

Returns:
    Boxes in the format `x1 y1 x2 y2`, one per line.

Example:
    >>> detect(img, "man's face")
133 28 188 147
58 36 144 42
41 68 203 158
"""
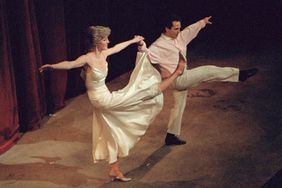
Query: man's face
165 21 181 39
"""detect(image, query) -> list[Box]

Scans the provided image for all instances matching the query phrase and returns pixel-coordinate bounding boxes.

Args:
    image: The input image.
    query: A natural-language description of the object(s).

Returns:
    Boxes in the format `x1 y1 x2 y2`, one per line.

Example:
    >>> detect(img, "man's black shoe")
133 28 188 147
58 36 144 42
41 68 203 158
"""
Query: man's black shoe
239 68 258 81
165 133 186 145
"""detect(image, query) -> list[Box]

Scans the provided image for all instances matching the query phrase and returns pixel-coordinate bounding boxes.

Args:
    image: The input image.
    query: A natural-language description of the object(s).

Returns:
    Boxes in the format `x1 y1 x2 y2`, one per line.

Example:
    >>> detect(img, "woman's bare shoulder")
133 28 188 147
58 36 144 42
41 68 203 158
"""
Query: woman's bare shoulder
78 53 92 61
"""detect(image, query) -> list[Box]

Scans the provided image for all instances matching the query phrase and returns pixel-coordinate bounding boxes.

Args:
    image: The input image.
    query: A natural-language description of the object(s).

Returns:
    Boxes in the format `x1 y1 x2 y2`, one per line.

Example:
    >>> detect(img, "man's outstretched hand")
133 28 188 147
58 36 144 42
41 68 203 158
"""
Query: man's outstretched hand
203 16 212 25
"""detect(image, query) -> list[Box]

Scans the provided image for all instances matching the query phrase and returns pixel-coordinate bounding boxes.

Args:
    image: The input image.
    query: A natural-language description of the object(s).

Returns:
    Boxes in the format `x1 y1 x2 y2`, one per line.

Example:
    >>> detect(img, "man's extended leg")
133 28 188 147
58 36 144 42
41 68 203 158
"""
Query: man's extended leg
174 65 257 90
164 65 237 146
165 65 257 145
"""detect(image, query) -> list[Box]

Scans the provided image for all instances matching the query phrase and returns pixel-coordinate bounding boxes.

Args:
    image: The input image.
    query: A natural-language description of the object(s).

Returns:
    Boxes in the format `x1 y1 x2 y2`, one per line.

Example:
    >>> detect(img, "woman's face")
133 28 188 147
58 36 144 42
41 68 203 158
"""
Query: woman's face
97 37 109 50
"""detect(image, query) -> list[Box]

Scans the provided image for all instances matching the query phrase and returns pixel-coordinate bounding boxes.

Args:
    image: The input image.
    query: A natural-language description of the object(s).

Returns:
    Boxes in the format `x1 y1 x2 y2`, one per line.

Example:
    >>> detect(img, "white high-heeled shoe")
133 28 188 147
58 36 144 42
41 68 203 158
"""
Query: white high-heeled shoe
108 172 132 182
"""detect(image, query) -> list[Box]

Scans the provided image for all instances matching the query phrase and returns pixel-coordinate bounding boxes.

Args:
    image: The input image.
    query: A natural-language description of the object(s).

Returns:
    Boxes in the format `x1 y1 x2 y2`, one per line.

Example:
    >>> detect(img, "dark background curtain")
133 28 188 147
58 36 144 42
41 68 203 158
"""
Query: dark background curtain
6 0 45 133
0 0 19 153
35 0 68 113
0 0 281 153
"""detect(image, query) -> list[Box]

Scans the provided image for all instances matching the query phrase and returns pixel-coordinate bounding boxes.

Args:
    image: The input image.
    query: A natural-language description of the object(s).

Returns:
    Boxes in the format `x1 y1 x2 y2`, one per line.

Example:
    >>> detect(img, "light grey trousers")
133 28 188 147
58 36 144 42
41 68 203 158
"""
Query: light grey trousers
167 65 239 135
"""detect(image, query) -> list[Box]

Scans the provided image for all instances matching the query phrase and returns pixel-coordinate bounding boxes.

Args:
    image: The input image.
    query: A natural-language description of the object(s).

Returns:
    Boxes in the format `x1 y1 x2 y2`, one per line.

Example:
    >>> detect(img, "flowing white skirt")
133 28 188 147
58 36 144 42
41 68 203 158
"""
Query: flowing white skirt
88 53 163 163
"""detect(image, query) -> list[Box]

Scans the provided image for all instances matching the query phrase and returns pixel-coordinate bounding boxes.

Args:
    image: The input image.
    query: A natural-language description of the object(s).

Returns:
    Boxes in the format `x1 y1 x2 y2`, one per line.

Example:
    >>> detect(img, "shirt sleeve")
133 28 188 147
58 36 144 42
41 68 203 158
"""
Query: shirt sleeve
147 44 162 64
177 19 206 47
138 41 161 65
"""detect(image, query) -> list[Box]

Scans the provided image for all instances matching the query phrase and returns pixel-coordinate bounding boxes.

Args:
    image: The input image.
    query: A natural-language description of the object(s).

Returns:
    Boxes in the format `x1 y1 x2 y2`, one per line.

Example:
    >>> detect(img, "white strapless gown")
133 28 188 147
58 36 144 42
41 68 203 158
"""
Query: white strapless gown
85 53 163 163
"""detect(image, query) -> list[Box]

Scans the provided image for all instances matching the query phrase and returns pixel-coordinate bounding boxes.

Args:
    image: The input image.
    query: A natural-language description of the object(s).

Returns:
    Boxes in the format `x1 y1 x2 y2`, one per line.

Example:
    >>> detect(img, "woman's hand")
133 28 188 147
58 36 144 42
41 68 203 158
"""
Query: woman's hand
39 64 53 73
132 35 144 44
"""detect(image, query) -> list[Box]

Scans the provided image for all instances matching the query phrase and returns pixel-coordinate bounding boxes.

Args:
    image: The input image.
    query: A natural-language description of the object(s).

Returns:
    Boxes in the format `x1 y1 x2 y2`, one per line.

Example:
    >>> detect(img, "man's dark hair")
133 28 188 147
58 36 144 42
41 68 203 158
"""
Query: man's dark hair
162 14 182 31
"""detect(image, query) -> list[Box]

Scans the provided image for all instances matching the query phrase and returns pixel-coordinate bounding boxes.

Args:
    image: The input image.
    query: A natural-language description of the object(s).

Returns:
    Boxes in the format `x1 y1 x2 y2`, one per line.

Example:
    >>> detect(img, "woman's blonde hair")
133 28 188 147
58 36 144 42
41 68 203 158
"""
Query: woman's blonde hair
87 26 111 50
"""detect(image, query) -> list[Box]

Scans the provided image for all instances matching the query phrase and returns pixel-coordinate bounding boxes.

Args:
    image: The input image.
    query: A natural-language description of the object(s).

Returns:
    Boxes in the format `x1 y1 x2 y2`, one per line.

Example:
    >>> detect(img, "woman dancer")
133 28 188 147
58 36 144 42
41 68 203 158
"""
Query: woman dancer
40 26 185 182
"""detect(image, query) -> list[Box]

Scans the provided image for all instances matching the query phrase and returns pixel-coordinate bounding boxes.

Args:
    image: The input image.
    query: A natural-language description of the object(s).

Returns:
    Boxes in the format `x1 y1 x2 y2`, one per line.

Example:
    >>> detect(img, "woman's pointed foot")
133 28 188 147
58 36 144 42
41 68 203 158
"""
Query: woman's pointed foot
109 175 132 182
109 171 132 182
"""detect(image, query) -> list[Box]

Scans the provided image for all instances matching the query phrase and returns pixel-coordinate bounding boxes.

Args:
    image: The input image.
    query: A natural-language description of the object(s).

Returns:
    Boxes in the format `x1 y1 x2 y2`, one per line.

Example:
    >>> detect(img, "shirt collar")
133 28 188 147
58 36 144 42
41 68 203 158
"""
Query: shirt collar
161 33 174 41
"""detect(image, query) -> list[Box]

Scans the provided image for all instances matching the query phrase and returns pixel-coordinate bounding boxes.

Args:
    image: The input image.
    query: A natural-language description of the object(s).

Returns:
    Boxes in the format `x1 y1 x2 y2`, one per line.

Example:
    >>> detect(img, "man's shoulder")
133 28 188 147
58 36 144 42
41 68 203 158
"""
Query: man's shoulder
151 36 163 44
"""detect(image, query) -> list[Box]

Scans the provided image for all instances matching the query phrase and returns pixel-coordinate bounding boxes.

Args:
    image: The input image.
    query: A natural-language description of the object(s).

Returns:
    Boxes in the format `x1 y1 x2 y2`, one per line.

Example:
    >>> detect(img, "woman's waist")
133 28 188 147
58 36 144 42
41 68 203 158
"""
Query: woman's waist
86 82 108 91
87 89 111 109
87 85 111 98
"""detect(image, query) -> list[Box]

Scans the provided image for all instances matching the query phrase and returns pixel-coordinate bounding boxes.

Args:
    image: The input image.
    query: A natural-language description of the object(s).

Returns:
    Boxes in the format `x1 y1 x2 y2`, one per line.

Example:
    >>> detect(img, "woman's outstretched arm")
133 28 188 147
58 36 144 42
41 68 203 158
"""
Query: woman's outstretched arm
103 35 144 57
39 55 88 73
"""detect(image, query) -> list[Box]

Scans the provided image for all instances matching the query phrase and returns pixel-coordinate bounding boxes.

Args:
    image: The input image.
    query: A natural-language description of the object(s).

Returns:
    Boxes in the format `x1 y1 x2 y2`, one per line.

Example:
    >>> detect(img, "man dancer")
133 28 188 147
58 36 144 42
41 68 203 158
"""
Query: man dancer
138 15 257 145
